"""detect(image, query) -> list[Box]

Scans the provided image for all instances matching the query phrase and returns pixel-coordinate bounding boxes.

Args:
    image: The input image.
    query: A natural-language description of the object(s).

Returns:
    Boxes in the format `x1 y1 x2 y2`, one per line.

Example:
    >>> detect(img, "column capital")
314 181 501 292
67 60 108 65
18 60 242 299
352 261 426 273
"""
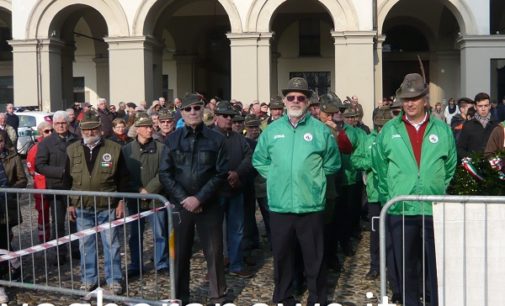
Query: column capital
331 31 376 45
8 39 39 53
227 32 274 47
457 34 505 49
104 35 163 51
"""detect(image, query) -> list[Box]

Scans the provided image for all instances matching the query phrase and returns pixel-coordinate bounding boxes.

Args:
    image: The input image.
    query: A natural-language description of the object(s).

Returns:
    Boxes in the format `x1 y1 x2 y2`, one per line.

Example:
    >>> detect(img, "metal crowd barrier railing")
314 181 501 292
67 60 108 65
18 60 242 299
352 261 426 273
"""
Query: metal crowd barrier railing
0 188 177 306
379 195 505 306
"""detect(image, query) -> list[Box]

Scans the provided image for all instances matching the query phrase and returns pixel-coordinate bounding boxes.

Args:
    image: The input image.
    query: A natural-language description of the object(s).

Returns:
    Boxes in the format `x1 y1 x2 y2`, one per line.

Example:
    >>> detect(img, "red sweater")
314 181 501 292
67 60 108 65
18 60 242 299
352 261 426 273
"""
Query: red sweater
402 114 429 167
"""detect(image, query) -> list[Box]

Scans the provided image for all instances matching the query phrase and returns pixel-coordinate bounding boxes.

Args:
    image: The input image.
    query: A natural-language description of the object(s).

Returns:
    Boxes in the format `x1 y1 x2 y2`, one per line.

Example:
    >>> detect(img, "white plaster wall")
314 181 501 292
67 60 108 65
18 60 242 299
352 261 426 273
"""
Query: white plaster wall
118 0 140 34
73 56 98 103
354 0 373 31
461 0 489 34
11 0 36 39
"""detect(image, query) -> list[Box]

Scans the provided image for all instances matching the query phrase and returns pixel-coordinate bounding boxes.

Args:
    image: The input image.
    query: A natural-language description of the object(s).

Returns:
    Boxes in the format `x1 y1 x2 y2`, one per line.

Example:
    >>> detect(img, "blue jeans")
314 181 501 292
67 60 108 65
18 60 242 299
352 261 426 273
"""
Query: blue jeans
128 205 168 272
220 193 244 272
76 208 122 286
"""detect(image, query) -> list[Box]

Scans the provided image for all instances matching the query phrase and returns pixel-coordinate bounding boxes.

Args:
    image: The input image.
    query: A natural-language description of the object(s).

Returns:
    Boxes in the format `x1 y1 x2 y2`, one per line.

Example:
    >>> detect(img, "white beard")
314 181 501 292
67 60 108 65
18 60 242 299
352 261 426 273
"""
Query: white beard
287 107 305 118
83 135 101 145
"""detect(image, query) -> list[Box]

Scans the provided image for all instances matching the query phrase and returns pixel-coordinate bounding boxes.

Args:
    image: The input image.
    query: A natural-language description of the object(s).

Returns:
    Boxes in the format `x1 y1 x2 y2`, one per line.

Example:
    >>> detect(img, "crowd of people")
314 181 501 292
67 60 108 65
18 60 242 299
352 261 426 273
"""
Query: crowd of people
0 74 503 305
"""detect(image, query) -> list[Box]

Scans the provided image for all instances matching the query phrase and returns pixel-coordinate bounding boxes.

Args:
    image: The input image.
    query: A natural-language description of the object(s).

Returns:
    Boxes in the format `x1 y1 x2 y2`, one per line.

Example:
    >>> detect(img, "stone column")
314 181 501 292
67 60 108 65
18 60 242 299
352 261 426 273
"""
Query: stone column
227 32 273 105
93 57 109 102
429 50 460 103
9 39 39 108
173 54 196 98
332 31 375 126
39 38 65 112
374 35 386 107
105 36 162 104
457 35 504 98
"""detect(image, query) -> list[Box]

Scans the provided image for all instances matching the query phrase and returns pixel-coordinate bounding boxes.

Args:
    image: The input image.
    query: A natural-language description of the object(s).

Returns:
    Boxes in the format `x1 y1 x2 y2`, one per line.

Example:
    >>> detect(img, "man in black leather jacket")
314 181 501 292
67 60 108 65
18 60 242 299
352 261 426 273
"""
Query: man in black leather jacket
159 93 229 305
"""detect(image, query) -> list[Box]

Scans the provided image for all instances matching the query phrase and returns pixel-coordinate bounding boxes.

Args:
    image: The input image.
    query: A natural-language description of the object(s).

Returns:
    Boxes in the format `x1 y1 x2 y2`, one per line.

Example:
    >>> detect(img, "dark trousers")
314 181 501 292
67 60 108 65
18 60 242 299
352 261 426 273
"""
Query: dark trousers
337 184 356 247
0 223 13 277
368 202 381 272
52 197 78 256
388 215 438 306
256 197 271 244
174 204 226 304
270 211 327 306
242 186 260 253
324 197 339 268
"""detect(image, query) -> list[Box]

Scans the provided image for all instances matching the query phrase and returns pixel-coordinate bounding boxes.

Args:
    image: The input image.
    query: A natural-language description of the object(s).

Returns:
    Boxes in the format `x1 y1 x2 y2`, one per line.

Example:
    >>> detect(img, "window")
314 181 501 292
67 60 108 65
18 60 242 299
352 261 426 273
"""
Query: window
289 72 331 95
73 77 85 103
0 76 13 104
299 19 320 56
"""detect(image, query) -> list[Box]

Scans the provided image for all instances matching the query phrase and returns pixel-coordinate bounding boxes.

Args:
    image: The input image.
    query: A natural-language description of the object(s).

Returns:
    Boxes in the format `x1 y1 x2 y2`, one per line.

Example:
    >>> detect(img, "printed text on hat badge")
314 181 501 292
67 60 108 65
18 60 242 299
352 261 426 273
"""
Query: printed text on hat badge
429 134 439 144
304 133 313 142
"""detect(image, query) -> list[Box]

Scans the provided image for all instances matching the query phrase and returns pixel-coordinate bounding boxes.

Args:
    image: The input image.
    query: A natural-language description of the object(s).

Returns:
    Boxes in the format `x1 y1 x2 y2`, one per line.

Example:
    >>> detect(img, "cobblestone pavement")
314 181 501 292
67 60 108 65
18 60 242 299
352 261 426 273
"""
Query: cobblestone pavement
2 187 381 305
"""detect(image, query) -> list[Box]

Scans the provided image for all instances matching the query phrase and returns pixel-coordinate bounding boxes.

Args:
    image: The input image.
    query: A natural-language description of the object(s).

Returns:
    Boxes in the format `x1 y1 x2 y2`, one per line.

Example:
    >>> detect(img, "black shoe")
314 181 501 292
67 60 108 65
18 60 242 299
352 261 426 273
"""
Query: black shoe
156 267 169 274
127 269 140 278
365 270 379 280
391 293 402 304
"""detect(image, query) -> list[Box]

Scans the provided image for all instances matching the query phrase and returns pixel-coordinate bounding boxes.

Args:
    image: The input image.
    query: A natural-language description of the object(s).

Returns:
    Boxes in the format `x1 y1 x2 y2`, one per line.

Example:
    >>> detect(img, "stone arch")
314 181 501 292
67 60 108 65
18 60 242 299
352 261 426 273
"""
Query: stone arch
133 0 242 36
378 0 478 35
0 0 11 12
26 0 129 38
246 0 358 32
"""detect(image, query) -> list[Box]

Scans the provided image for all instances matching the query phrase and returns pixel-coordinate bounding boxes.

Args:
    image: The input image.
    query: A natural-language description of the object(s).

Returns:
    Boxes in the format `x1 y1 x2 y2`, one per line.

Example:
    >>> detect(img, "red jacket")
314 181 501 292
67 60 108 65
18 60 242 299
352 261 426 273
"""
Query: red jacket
26 137 46 190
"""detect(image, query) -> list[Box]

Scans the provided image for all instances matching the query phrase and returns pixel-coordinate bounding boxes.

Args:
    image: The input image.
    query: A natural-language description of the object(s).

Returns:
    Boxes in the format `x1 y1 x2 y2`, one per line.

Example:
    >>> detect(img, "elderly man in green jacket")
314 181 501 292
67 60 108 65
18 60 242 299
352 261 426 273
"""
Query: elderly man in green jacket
373 73 457 305
253 77 341 306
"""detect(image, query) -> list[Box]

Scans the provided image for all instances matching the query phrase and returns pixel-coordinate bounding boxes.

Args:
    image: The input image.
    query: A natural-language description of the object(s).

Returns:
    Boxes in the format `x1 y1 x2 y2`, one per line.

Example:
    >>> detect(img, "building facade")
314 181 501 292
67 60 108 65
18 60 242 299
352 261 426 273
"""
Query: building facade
0 0 504 125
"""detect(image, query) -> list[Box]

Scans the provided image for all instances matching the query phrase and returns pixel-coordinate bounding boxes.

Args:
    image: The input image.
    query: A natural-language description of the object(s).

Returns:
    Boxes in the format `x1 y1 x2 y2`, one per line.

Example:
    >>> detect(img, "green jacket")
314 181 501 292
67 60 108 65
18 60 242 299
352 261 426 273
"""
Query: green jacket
252 114 341 213
340 123 364 186
373 114 457 215
351 130 379 202
122 139 164 209
67 139 126 209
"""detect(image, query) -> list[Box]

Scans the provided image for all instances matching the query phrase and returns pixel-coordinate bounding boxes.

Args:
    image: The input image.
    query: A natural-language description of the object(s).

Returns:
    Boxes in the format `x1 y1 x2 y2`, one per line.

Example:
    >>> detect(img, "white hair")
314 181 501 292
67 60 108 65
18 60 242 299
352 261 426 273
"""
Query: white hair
53 110 69 123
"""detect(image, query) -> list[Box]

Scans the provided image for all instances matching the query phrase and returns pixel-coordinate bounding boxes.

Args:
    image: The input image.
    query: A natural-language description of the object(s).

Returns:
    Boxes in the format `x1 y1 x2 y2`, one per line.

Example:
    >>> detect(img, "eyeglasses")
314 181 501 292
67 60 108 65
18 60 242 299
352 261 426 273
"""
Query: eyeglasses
183 105 203 112
53 122 67 125
160 120 173 124
286 95 307 103
220 114 235 119
43 129 53 134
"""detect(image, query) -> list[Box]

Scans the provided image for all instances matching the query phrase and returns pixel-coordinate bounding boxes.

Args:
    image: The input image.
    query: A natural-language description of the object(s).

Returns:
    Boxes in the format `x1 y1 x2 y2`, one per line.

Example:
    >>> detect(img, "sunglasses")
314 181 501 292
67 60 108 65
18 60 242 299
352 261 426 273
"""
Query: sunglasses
286 95 307 103
220 114 235 119
183 105 203 112
43 129 53 134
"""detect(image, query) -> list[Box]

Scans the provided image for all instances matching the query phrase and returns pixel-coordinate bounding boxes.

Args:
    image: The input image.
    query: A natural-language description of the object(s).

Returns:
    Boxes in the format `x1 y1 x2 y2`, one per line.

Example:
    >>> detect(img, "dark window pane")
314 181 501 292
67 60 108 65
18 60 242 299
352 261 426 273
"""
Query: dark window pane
299 19 320 56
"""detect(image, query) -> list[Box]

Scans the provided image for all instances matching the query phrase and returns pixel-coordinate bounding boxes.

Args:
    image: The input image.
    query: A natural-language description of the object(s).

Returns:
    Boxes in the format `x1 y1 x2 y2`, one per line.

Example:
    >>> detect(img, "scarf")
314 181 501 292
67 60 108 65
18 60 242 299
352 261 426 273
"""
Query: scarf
474 113 491 129
448 104 457 115
114 133 129 142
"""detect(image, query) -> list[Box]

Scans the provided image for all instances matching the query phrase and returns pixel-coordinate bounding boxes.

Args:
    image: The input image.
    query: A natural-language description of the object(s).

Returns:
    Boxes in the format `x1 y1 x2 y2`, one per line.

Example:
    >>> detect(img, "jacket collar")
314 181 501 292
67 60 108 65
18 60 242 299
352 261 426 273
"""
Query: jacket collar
182 122 204 138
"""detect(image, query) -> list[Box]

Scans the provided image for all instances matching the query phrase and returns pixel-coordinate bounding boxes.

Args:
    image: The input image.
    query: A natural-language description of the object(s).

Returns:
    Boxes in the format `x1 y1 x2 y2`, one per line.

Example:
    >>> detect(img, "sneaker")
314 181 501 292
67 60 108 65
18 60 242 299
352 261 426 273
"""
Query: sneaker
365 270 379 280
0 287 8 303
229 270 254 278
80 283 97 292
108 282 123 295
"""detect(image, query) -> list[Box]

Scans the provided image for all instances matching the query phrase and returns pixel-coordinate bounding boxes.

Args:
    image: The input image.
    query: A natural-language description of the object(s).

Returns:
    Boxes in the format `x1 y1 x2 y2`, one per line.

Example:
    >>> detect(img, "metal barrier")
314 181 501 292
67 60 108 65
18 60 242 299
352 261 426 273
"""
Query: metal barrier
379 195 505 306
0 188 177 306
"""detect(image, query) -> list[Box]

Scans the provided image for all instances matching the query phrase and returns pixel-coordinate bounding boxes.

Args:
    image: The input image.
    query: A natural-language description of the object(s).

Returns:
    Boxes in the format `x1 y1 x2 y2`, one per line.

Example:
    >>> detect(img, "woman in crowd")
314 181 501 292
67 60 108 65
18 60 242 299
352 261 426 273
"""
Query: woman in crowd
444 97 459 124
26 121 53 243
108 118 133 146
432 102 446 122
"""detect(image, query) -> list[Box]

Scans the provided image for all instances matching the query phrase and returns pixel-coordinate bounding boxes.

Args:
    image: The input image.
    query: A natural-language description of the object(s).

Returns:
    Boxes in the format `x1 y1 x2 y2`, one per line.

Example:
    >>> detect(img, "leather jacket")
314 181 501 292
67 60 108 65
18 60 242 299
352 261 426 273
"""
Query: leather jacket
159 123 229 208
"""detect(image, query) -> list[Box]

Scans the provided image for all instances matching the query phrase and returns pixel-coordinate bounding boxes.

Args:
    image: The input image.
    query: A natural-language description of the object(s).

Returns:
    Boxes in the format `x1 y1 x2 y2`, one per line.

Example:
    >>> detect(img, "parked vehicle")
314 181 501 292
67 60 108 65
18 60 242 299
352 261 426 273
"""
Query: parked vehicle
16 111 53 156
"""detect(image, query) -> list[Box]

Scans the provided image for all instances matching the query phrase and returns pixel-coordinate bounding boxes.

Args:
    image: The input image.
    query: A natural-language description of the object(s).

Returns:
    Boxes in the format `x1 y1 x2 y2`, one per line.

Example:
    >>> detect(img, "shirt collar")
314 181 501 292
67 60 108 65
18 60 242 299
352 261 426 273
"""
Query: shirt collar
403 112 429 131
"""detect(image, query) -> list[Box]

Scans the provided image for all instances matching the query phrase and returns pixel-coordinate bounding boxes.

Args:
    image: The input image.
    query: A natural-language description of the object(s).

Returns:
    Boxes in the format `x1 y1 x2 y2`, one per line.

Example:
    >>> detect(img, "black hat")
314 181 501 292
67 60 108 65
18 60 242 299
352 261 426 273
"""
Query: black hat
158 109 175 121
281 77 312 98
319 92 344 113
80 111 101 129
396 73 428 99
373 107 394 126
215 101 238 116
269 96 284 109
181 93 204 109
232 114 245 122
244 115 261 127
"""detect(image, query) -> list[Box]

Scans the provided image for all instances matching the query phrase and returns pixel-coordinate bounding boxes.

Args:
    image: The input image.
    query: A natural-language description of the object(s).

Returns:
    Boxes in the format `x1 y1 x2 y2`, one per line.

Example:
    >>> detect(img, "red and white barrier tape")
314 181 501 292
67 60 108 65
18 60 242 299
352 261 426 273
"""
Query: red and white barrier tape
0 202 170 262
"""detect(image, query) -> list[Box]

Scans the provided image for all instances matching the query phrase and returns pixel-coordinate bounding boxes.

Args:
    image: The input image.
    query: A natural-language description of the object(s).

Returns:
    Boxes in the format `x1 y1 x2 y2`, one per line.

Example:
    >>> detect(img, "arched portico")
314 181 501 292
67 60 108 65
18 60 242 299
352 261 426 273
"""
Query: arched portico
132 0 242 35
26 0 128 38
0 1 11 11
378 0 478 35
246 0 359 32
